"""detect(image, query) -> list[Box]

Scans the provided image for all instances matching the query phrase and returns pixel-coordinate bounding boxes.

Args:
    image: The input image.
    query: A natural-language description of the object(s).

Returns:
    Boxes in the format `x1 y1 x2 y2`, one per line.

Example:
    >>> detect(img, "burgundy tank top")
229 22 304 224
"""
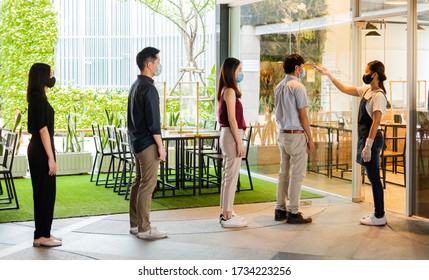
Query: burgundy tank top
218 91 246 129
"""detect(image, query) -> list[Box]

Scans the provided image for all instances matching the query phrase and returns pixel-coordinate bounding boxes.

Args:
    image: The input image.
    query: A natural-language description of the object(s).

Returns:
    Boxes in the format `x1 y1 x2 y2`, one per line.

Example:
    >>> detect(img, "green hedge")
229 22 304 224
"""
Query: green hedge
48 86 127 130
0 0 57 127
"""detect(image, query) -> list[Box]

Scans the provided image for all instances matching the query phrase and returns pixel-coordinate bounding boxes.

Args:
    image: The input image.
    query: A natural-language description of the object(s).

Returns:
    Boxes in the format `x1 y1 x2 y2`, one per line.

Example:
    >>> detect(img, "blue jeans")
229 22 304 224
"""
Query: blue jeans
363 131 384 218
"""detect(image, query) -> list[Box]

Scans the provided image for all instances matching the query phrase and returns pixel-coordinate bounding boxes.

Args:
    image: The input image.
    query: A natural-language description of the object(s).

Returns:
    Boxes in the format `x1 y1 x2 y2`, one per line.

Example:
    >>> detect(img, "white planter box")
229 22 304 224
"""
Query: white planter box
0 154 28 178
56 152 92 175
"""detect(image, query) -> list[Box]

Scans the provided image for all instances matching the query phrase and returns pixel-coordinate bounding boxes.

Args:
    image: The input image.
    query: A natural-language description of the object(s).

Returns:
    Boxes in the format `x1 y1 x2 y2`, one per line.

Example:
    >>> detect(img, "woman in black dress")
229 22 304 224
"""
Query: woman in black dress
27 63 62 247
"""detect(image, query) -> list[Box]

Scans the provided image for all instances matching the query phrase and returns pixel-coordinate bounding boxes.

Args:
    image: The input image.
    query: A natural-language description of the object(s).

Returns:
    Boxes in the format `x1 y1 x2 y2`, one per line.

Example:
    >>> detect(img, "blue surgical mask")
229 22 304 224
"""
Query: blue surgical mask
299 67 305 79
154 63 162 77
236 72 244 83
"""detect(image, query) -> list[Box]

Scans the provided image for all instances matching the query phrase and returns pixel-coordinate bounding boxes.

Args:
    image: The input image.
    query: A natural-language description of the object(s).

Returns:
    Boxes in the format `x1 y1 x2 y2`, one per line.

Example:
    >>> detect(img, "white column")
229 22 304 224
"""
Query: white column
239 25 260 124
229 7 240 58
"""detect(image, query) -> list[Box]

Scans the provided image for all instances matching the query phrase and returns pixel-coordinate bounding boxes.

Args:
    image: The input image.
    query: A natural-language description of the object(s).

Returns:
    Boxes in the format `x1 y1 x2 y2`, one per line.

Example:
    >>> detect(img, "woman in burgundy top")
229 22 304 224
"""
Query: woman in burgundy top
217 57 248 228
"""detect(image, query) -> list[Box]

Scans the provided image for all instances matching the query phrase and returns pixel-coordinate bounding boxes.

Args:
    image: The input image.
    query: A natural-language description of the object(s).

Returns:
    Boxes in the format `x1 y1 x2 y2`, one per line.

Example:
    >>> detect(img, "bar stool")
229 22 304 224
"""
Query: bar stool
380 125 406 188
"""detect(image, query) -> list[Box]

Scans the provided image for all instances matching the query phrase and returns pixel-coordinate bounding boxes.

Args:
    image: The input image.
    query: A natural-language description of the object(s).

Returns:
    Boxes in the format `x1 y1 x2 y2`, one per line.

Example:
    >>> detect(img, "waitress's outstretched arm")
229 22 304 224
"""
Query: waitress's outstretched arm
314 66 359 97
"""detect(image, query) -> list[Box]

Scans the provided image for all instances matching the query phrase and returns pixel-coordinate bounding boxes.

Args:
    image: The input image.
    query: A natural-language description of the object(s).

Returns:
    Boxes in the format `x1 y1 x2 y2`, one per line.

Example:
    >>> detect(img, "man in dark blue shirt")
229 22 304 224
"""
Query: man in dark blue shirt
127 47 167 240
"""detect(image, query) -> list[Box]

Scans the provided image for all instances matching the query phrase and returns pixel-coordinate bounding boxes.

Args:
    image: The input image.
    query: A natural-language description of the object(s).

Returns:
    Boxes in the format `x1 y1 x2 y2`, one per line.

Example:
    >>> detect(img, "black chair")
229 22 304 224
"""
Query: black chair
117 128 134 200
105 125 121 189
184 120 218 167
0 130 19 210
380 125 406 189
90 124 113 185
204 124 254 193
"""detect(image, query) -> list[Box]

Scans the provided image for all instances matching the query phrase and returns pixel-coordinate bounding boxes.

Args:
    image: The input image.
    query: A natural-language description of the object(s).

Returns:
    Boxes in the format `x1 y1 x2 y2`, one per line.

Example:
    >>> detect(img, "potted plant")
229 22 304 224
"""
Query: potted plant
55 108 92 175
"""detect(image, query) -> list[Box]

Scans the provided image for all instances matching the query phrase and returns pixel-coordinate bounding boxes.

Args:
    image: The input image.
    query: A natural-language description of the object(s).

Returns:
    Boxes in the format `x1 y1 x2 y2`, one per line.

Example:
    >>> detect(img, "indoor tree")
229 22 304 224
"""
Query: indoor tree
132 0 215 87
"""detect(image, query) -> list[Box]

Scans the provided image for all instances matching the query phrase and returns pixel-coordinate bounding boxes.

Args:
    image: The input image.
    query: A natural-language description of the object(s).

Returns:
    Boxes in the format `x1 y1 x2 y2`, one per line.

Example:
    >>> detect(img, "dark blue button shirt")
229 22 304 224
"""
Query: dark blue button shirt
127 75 161 154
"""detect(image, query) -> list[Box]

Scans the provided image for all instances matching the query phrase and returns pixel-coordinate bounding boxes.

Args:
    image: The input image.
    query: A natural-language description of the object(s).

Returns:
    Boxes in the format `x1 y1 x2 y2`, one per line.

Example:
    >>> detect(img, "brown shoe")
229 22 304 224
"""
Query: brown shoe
274 209 288 221
286 212 312 224
33 237 62 247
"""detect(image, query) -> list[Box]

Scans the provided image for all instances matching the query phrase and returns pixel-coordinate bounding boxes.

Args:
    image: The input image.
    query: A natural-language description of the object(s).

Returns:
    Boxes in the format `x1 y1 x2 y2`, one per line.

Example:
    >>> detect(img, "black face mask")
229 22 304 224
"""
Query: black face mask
362 73 374 85
46 76 56 88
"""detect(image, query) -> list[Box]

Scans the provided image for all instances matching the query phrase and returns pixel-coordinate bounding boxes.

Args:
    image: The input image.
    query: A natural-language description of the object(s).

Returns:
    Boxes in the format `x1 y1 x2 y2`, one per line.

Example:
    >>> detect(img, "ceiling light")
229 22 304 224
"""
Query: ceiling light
366 31 381 37
364 22 378 30
385 0 407 4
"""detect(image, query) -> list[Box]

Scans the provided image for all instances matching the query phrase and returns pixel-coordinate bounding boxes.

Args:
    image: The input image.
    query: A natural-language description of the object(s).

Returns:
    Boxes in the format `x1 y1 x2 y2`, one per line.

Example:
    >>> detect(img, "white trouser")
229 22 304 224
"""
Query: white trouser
219 127 244 212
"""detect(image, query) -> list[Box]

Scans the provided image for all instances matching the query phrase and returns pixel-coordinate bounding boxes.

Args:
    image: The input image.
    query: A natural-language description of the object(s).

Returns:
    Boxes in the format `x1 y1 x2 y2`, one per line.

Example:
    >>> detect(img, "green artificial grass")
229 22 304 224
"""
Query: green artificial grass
0 174 322 223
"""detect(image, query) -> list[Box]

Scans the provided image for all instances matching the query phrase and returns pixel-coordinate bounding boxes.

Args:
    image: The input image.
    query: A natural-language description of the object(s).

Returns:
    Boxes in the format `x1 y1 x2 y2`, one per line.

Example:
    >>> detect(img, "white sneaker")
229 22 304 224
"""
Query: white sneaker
136 228 167 240
232 212 246 220
360 213 387 226
220 215 248 228
219 213 246 223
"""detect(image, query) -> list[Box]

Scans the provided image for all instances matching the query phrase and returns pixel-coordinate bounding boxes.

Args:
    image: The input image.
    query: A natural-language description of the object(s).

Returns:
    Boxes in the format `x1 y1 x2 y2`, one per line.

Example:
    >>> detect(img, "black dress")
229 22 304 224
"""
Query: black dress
27 95 56 239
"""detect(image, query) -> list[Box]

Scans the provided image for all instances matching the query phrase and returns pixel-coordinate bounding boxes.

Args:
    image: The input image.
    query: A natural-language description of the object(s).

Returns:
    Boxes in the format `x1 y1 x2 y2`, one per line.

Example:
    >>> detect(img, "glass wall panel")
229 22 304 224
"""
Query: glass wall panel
54 0 216 91
359 0 429 217
416 2 429 218
239 0 353 198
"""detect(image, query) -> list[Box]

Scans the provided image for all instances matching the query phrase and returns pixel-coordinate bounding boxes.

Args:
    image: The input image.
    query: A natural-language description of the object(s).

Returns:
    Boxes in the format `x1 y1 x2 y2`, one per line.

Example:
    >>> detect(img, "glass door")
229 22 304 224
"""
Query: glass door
416 1 429 218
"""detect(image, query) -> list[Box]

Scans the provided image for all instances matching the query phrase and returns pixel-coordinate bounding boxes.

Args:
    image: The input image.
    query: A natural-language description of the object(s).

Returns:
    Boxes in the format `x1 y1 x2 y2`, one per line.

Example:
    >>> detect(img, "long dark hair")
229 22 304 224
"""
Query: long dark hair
368 60 387 93
26 63 51 102
216 57 241 101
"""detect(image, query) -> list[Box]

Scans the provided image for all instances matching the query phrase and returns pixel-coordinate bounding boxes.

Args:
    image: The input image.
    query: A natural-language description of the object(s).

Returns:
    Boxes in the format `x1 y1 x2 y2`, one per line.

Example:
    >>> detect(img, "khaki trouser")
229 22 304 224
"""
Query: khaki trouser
276 133 308 214
219 127 244 212
129 144 160 232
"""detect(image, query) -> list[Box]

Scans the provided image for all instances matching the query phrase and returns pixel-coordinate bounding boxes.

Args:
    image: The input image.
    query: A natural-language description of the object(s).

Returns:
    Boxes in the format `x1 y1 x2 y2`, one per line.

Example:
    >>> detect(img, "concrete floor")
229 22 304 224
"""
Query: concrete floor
1 194 429 260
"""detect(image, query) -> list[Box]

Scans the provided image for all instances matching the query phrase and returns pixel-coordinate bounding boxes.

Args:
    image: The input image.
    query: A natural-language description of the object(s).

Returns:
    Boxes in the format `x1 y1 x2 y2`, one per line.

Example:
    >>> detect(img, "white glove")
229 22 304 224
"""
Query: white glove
361 138 374 162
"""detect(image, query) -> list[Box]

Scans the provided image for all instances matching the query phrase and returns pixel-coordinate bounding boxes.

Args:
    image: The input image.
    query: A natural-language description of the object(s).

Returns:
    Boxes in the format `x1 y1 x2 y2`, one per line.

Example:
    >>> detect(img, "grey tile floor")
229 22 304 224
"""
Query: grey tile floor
1 194 429 260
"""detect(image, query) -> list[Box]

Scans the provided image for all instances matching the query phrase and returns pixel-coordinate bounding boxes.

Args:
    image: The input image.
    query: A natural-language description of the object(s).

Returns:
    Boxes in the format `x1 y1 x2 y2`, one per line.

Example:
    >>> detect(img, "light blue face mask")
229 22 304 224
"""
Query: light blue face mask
236 72 244 83
299 67 305 79
154 63 162 77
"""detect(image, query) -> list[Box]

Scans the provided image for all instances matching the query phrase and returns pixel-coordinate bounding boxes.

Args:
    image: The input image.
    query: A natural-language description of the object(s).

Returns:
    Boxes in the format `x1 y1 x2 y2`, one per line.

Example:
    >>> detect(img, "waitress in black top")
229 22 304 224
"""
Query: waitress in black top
315 61 388 226
27 63 62 247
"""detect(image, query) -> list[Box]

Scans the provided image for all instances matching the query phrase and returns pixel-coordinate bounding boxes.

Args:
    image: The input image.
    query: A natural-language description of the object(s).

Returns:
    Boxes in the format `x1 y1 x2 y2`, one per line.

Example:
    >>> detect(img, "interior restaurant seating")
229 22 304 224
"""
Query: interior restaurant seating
380 123 406 189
